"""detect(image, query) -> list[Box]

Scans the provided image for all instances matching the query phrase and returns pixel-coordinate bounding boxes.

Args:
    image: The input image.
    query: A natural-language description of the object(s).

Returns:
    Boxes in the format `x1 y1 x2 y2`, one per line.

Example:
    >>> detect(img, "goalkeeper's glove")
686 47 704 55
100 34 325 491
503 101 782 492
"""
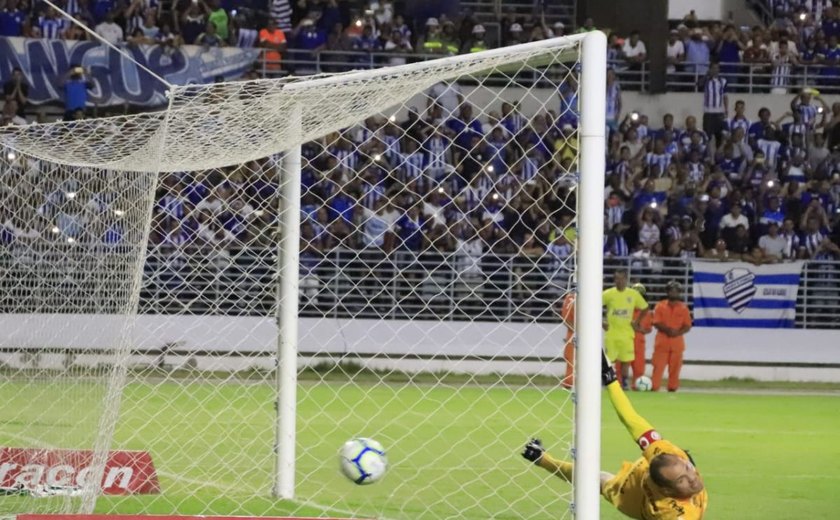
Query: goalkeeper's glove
601 349 618 386
521 438 545 464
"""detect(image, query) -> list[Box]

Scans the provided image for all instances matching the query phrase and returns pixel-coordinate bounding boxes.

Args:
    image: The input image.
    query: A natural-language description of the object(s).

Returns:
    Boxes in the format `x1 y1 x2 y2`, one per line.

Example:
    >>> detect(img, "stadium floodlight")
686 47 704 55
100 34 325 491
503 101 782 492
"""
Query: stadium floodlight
0 31 605 520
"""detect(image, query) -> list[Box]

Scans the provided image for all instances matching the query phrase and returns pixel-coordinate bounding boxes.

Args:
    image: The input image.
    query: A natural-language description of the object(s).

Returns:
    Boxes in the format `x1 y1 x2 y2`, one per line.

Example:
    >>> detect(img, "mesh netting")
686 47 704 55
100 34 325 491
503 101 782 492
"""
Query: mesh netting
0 35 595 519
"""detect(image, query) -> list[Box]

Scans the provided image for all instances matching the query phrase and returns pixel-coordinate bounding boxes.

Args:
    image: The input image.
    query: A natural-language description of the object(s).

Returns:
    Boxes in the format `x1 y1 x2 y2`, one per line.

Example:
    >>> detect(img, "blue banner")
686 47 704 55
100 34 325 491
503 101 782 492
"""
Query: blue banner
691 260 804 328
0 37 260 107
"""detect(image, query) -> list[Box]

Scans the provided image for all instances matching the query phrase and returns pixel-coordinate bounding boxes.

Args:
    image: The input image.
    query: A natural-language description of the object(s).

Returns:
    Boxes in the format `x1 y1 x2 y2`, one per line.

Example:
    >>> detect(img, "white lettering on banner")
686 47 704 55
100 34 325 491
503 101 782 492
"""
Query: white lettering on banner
0 463 136 490
0 448 159 494
102 466 133 489
0 462 16 482
75 466 93 488
0 37 260 107
46 464 74 487
763 288 787 296
16 464 45 487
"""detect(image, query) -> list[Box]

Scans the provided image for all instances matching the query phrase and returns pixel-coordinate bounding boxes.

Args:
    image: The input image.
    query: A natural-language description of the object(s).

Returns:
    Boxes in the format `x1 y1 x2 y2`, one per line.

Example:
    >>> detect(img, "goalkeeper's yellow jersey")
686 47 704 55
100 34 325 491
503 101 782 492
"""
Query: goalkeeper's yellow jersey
602 439 708 520
603 287 648 342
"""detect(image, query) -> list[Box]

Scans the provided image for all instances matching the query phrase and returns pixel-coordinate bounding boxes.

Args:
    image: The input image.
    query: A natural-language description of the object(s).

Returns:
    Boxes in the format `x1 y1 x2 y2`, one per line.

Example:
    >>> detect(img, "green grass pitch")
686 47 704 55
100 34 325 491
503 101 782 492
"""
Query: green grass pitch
0 380 838 519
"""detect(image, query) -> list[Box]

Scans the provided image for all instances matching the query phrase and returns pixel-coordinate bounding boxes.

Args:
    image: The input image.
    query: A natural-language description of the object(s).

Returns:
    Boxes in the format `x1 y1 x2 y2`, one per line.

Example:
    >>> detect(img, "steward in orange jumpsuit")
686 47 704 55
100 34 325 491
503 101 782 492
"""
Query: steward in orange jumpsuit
558 292 576 389
651 280 693 392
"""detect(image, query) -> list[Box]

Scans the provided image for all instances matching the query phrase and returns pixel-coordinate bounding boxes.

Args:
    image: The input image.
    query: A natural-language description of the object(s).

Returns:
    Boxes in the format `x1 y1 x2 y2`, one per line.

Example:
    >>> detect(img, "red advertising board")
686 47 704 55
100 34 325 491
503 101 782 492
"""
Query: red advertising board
0 447 160 495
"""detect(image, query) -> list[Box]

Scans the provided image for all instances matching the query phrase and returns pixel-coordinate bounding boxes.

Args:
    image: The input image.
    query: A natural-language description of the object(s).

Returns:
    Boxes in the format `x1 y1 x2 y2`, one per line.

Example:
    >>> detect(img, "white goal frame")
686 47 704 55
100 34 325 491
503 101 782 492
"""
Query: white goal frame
272 31 608 519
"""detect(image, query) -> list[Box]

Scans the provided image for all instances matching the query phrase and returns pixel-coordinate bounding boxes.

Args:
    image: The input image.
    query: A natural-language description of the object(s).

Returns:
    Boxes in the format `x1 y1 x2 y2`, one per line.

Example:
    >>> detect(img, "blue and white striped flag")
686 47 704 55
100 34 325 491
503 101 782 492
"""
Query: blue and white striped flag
691 261 804 328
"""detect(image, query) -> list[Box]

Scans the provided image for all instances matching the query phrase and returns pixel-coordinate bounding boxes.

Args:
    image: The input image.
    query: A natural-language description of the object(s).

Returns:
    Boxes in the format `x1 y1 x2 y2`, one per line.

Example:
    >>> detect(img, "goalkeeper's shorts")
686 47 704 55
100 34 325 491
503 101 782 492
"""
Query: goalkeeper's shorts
605 335 635 363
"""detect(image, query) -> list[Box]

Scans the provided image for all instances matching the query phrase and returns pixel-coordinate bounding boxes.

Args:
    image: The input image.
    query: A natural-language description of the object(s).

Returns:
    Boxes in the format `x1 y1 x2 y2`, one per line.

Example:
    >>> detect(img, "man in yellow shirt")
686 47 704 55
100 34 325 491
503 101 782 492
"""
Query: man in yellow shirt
603 270 649 388
522 351 708 519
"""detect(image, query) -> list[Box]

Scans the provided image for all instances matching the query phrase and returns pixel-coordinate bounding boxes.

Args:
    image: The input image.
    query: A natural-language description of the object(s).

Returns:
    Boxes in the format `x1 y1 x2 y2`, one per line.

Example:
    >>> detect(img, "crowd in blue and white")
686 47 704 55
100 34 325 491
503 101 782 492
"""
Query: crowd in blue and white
145 86 580 275
604 84 840 263
609 4 840 92
3 1 840 266
0 0 565 63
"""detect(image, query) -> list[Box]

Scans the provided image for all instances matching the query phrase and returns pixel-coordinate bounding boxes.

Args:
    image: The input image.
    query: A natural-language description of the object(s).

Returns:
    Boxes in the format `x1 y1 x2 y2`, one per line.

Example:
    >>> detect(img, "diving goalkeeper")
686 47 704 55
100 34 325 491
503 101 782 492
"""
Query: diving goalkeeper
521 351 707 519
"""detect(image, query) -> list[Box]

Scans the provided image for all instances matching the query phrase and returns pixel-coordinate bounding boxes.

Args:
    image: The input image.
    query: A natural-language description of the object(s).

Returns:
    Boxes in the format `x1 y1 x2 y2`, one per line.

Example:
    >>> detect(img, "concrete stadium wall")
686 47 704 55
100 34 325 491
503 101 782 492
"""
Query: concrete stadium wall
1 314 838 382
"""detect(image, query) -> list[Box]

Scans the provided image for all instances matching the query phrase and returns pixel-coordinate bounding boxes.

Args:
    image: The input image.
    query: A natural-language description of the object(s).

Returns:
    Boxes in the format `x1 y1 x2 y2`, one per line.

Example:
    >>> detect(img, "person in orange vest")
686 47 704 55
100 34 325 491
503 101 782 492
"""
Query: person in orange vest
629 283 653 390
556 288 576 389
259 18 287 74
651 280 693 392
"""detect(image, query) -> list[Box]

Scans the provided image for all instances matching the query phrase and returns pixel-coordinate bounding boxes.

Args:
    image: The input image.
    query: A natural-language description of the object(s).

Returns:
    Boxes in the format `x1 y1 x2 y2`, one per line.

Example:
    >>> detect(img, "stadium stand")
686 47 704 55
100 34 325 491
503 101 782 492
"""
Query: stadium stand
2 0 839 326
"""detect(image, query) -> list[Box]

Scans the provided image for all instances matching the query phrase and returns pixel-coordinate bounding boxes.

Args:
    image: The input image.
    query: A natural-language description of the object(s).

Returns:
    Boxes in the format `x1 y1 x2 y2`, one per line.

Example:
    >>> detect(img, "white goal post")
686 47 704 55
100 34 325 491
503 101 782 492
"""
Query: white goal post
0 31 606 519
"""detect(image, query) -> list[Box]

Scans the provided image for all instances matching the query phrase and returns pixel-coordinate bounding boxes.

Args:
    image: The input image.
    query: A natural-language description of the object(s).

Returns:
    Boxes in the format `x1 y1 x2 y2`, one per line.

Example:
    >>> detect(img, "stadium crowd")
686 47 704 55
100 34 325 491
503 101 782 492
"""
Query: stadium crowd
2 1 840 270
0 0 567 64
102 81 840 270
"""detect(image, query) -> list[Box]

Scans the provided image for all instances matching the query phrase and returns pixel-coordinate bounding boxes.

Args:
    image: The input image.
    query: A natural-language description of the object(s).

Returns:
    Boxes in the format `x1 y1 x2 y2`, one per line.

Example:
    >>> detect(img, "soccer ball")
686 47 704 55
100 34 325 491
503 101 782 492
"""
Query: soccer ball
635 375 653 391
339 438 388 485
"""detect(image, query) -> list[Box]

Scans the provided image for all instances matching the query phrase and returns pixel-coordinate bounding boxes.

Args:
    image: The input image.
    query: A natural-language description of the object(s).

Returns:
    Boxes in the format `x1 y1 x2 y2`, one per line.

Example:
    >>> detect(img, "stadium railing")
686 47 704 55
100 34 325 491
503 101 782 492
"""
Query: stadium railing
260 48 553 86
667 61 840 94
138 249 840 329
5 246 833 327
257 48 611 87
259 53 840 95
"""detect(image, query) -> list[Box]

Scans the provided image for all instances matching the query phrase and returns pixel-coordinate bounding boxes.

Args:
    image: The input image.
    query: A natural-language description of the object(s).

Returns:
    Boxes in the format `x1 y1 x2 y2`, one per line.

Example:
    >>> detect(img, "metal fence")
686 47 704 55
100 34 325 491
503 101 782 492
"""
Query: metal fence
3 245 837 327
260 48 575 88
610 60 840 94
130 247 840 329
259 53 838 95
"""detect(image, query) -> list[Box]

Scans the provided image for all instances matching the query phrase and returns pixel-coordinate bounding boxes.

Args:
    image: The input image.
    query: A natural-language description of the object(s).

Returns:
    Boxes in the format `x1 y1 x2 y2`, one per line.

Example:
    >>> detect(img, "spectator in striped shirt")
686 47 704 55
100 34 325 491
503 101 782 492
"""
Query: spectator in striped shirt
38 8 64 39
644 139 672 175
779 110 811 148
800 213 838 258
232 11 258 48
778 217 800 258
790 88 828 130
604 222 631 257
771 40 799 89
605 193 626 230
678 115 707 155
728 100 750 143
757 126 783 171
701 63 728 150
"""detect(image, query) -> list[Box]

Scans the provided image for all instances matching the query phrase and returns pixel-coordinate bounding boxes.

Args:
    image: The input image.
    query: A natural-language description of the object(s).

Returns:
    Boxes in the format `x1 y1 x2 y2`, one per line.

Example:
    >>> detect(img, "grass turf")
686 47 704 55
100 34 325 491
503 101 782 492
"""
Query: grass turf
0 380 838 519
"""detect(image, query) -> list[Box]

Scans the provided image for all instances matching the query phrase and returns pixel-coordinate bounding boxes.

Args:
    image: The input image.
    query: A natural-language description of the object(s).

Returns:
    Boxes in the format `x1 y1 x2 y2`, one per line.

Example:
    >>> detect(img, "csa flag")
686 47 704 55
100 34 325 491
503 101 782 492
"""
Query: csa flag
691 261 804 328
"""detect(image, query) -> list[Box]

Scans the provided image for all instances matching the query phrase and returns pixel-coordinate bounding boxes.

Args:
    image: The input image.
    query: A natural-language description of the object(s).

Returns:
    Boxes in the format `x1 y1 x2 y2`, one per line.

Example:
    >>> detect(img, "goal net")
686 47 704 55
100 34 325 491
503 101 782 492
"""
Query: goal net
0 33 605 519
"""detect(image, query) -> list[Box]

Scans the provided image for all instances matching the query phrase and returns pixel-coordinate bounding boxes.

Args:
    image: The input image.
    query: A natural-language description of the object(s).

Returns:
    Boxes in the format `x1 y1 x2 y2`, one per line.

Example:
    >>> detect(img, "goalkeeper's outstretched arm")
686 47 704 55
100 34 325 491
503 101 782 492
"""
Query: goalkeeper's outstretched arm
601 351 659 449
